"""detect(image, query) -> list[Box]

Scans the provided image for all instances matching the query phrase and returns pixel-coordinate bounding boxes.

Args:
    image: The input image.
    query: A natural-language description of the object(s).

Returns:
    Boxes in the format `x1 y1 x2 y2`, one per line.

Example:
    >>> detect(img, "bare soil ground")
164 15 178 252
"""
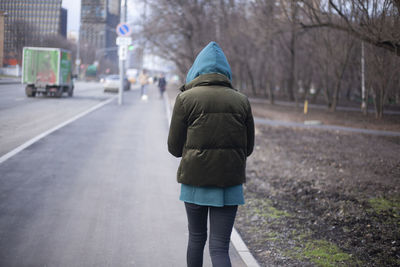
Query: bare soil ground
166 85 400 266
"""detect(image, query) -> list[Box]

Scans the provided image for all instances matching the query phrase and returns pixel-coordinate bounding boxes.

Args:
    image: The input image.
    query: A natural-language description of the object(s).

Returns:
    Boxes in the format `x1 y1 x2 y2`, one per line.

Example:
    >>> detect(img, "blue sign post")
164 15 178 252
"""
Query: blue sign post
116 23 131 37
116 22 131 105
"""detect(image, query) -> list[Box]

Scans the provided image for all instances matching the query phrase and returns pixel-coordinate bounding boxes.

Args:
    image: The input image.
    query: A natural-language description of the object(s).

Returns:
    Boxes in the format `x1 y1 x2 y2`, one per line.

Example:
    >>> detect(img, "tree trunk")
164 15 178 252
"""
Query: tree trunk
330 71 345 112
246 63 257 96
267 82 274 104
363 85 369 116
287 0 298 102
288 32 296 101
379 87 384 118
330 42 353 112
330 82 341 112
323 78 332 108
372 87 383 119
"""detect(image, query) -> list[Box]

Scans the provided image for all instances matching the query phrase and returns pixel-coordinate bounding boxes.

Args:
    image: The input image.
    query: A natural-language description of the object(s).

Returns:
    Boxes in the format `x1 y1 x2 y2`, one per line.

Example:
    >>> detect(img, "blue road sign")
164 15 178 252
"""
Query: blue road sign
116 23 131 36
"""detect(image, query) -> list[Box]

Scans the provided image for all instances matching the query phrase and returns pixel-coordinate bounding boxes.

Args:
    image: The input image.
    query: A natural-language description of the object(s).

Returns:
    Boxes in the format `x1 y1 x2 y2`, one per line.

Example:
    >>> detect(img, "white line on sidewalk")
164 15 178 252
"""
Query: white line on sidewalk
0 96 116 165
163 92 260 267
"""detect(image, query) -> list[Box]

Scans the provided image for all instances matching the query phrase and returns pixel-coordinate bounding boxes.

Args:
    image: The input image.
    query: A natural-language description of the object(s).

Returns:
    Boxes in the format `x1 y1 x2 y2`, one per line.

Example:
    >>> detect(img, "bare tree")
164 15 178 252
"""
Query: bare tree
10 20 40 63
301 0 400 56
141 0 399 117
366 44 400 118
142 0 215 79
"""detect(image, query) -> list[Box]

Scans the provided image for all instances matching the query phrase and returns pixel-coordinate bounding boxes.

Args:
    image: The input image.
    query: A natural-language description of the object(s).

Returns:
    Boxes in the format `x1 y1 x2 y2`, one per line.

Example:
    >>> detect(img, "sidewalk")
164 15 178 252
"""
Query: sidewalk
254 117 400 137
249 97 400 115
0 76 20 85
0 85 246 266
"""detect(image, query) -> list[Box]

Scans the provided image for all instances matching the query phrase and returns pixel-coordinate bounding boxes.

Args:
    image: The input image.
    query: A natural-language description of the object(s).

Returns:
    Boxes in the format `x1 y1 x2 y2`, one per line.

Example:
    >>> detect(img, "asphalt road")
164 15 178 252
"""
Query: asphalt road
0 85 246 267
0 81 113 157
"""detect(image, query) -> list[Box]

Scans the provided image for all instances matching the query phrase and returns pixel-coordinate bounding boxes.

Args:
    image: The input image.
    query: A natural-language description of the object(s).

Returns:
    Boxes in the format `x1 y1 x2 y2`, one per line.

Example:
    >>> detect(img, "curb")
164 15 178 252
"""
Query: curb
164 92 260 267
231 228 260 267
0 80 20 85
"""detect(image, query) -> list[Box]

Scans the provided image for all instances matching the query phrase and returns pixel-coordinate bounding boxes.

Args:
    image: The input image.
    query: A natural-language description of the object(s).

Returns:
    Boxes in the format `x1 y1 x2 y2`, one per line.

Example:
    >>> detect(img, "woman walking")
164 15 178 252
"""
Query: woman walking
168 42 255 267
138 69 149 100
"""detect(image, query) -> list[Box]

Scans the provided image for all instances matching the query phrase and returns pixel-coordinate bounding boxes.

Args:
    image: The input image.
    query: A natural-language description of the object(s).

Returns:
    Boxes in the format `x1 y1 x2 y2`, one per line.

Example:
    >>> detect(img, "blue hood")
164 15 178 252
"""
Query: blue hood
186 42 232 84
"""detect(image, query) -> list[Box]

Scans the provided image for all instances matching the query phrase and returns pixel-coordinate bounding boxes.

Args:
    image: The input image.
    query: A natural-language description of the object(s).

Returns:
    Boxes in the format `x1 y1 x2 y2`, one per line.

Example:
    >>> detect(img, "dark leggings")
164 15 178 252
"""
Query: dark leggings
184 202 238 267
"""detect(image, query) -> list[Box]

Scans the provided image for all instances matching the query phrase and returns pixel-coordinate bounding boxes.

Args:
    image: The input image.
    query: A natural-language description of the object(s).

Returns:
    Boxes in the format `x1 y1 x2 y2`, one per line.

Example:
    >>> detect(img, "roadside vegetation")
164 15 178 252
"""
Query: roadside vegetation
143 0 400 118
158 1 400 264
166 70 400 266
235 117 400 266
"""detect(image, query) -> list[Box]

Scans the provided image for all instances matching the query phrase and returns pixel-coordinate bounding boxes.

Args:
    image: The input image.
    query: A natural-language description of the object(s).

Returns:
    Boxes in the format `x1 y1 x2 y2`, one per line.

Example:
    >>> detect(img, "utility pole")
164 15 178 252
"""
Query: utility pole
76 21 81 78
361 41 367 115
118 0 128 105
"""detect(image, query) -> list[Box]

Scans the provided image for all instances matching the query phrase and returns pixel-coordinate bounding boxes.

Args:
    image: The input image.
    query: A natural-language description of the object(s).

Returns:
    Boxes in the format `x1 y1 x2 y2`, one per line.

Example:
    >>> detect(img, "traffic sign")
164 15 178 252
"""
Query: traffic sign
119 45 128 60
116 37 132 46
116 23 131 36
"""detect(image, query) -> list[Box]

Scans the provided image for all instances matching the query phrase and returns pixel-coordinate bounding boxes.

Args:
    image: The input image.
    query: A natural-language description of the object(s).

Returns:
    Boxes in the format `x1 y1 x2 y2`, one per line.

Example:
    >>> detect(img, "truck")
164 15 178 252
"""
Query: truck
85 64 97 81
22 47 75 97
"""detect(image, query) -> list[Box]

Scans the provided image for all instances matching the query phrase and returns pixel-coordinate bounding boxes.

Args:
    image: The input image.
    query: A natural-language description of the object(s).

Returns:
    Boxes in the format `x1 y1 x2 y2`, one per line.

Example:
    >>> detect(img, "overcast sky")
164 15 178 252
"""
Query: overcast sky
62 0 81 32
62 0 141 33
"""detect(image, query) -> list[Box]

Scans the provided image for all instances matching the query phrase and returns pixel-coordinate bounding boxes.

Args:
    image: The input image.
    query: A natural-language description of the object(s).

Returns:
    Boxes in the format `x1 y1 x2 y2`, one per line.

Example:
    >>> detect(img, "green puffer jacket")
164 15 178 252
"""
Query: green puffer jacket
168 73 255 187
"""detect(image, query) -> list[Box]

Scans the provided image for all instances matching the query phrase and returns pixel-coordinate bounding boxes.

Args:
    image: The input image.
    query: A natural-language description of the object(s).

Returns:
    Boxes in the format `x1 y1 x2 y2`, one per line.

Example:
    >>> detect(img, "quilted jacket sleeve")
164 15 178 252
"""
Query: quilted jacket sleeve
168 95 187 157
245 99 255 157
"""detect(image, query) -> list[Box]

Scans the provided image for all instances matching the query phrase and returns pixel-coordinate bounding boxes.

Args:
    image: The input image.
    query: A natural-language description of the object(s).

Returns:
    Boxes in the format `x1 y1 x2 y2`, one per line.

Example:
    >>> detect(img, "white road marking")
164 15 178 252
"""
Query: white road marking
0 96 116 164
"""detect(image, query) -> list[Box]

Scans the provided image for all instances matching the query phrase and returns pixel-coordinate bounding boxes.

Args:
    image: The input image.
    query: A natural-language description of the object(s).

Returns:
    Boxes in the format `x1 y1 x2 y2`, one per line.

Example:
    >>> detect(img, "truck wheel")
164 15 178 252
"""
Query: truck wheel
55 87 63 98
54 87 63 97
25 86 35 97
68 86 74 97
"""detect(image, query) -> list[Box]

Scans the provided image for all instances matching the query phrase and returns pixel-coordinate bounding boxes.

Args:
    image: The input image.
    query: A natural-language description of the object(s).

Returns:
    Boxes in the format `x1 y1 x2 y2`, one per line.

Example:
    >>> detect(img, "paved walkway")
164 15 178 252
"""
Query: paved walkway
0 77 20 85
254 117 400 137
250 97 400 115
0 86 246 266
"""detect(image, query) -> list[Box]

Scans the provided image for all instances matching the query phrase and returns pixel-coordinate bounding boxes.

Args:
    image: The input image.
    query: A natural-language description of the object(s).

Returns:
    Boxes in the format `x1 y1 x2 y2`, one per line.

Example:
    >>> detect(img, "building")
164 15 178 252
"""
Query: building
0 0 67 65
80 0 121 64
60 8 68 38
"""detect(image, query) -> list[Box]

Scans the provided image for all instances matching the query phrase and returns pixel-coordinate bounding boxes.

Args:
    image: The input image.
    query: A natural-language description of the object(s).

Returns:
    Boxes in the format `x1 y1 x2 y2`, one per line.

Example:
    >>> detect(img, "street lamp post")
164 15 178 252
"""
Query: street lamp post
118 0 128 106
76 22 81 78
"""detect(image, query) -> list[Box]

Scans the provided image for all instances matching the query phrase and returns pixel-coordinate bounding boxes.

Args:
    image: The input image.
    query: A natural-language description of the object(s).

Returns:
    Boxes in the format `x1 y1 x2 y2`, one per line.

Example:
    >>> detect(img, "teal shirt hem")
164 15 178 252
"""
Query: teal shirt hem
179 184 245 207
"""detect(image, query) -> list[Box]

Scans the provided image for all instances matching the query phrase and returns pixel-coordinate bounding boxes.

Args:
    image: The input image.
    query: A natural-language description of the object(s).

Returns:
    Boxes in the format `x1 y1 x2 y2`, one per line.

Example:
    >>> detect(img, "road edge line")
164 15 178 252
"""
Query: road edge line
163 91 259 267
0 96 116 165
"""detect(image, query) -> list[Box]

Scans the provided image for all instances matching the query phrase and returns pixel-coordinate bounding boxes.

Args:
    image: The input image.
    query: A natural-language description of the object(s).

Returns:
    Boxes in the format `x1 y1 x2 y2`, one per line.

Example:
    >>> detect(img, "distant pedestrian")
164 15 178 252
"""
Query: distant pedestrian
168 42 255 267
138 69 149 100
158 74 167 98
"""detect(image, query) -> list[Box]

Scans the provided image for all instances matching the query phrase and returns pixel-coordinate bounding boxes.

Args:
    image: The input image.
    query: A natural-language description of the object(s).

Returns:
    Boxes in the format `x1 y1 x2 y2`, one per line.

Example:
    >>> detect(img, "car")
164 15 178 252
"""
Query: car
102 74 130 92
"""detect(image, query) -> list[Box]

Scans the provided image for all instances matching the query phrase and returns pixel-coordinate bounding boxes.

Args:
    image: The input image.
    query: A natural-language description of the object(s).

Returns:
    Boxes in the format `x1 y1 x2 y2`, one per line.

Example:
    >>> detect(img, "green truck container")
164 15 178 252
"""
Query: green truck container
22 47 75 97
